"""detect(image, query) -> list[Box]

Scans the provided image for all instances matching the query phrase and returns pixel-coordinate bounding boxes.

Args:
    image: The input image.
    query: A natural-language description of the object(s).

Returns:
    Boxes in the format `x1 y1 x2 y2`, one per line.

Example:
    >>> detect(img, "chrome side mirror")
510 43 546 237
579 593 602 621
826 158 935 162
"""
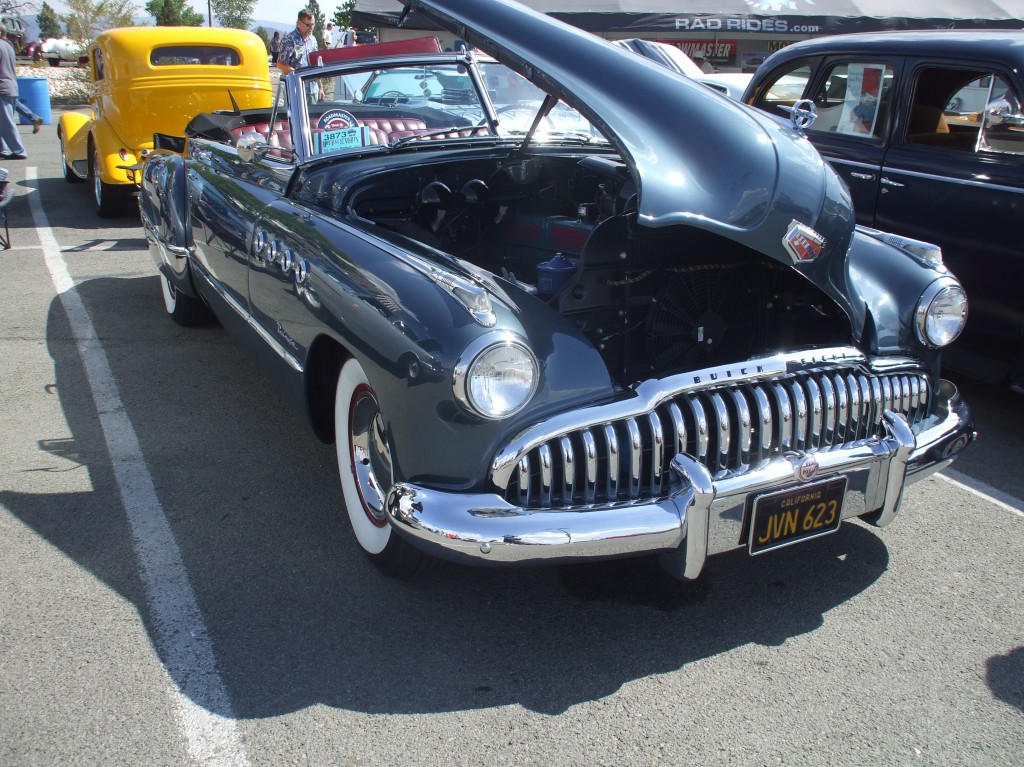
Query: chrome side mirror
236 132 268 163
983 96 1024 126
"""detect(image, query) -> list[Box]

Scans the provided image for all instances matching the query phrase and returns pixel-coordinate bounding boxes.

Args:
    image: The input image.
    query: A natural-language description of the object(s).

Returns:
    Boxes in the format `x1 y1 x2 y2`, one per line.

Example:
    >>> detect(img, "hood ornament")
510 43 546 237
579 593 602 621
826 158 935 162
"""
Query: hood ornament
784 99 818 136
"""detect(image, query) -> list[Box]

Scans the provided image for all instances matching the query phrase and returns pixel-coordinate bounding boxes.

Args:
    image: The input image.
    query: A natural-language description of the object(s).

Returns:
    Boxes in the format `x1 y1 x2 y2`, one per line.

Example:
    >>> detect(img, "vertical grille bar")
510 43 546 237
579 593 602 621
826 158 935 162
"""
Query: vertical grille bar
560 436 575 505
900 375 912 413
789 380 808 450
517 456 531 507
625 417 642 500
880 376 893 416
648 411 665 496
689 397 709 461
581 429 597 504
833 374 849 444
603 423 620 501
752 386 773 462
869 377 883 433
668 402 687 456
708 392 731 475
772 382 793 450
858 375 874 436
820 375 837 445
845 373 862 442
538 443 553 508
731 389 752 469
806 377 823 449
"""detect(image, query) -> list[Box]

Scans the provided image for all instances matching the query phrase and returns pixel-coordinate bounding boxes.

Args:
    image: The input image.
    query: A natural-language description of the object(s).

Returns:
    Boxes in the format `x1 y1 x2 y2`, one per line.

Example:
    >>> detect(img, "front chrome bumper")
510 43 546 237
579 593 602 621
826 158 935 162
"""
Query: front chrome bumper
385 379 973 579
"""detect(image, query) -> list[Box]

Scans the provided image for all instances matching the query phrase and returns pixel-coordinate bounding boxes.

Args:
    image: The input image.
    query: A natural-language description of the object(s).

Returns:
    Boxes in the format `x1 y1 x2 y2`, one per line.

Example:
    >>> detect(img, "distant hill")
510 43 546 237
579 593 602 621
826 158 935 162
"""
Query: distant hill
9 15 292 42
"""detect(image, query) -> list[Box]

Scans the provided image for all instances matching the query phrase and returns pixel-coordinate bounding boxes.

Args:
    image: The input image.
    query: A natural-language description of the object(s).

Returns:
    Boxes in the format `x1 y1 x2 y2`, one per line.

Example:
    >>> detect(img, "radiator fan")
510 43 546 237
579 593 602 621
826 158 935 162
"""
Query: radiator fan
645 265 764 372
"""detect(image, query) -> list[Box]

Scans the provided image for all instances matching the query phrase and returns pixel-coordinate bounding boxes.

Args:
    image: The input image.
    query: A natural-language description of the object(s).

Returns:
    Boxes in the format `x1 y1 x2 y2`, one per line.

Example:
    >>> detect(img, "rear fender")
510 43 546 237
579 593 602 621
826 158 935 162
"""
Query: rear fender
89 119 139 186
58 111 92 176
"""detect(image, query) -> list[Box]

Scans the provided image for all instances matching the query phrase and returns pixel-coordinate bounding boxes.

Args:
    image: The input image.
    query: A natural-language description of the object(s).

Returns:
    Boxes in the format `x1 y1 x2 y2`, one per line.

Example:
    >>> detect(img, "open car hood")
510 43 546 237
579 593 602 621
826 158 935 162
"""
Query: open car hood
405 0 838 236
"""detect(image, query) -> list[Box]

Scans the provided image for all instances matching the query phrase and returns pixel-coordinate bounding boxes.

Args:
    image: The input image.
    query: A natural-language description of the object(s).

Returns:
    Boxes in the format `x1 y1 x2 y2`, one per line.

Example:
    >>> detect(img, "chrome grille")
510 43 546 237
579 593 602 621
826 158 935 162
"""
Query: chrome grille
504 368 930 509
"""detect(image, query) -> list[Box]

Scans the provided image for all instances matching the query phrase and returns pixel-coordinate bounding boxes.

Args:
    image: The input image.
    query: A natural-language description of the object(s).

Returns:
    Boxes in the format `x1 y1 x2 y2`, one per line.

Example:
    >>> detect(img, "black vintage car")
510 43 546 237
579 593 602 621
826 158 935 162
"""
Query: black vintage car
743 31 1024 390
140 0 974 580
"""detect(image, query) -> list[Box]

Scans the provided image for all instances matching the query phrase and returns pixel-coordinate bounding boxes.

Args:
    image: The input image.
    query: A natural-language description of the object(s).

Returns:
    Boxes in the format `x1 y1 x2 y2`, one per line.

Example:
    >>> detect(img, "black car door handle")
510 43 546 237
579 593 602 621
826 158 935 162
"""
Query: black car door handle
880 177 905 187
850 172 875 180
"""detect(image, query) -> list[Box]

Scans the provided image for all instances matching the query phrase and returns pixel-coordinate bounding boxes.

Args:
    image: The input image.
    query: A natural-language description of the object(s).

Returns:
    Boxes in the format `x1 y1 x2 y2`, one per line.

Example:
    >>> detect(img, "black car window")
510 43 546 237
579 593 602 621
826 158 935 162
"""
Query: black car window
750 63 812 119
808 62 894 140
905 66 996 151
150 46 242 66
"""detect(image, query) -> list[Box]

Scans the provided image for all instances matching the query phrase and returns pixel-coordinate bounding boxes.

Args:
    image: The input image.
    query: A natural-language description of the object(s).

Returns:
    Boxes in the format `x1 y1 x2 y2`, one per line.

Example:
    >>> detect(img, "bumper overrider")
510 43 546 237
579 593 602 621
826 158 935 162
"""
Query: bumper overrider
386 353 974 579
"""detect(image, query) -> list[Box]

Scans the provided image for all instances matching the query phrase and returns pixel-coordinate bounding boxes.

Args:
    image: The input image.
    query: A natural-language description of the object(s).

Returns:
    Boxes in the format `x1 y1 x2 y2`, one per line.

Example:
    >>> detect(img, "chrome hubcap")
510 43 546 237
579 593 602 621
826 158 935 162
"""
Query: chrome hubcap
349 384 391 527
92 148 102 205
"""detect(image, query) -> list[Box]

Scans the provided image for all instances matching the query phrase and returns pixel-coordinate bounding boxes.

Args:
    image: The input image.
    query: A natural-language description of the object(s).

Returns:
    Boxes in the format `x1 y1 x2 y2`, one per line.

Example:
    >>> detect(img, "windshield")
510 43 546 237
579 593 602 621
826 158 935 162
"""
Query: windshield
294 57 604 158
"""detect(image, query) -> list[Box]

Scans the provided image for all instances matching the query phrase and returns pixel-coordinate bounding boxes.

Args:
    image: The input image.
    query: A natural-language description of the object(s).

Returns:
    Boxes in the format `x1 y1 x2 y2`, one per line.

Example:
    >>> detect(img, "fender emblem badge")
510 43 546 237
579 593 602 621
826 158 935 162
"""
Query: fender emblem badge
783 220 825 263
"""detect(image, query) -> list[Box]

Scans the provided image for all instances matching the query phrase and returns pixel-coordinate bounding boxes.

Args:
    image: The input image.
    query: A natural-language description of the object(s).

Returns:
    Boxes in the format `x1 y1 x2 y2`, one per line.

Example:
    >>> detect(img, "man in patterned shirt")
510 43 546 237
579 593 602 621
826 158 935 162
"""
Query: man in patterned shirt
277 8 318 75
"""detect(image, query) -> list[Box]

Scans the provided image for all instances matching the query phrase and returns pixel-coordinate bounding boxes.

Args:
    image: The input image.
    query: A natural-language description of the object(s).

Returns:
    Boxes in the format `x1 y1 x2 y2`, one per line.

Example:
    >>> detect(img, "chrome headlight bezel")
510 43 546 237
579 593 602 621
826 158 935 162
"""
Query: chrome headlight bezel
915 276 968 348
453 332 539 419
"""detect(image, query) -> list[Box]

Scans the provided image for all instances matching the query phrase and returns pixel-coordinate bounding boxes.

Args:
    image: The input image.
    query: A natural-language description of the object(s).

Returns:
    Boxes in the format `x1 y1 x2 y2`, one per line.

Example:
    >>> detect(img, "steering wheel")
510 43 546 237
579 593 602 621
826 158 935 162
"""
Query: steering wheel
486 102 557 132
377 90 406 106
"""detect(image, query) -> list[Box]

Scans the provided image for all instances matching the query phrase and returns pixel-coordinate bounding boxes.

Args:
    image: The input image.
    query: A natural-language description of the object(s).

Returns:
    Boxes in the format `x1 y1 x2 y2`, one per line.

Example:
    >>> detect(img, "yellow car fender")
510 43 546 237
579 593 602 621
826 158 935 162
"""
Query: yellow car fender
57 111 93 179
88 119 139 187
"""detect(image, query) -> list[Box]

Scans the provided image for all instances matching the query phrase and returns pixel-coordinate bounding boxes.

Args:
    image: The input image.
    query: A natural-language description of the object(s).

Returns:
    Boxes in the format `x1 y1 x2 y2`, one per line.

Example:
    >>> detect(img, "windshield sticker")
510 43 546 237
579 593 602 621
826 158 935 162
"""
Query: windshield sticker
317 109 358 130
839 64 884 137
316 125 370 153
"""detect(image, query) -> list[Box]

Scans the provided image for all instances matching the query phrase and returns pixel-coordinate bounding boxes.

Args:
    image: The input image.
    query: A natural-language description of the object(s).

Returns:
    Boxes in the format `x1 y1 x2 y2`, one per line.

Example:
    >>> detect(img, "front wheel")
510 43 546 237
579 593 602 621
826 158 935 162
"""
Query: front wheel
91 144 131 218
334 358 434 576
160 273 211 326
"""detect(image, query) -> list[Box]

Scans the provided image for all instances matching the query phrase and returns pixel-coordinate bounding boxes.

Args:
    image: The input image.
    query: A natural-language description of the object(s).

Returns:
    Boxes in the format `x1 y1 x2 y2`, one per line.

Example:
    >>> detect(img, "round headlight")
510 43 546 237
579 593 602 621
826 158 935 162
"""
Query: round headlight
916 278 968 348
454 333 538 419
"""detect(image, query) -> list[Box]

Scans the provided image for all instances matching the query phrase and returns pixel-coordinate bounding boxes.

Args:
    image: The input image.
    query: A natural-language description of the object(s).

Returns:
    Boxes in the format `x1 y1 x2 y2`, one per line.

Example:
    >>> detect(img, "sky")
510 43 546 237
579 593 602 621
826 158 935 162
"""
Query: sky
37 0 345 32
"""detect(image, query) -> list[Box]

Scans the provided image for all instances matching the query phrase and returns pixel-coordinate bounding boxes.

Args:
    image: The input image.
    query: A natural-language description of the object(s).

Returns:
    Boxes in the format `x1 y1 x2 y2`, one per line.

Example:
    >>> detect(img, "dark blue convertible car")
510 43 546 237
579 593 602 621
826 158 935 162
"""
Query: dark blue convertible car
140 0 974 580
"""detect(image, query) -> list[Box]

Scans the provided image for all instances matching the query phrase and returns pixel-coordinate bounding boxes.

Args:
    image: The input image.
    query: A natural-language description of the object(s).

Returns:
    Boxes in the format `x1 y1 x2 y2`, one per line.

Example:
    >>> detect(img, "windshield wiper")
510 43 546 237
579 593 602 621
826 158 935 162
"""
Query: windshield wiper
389 125 492 147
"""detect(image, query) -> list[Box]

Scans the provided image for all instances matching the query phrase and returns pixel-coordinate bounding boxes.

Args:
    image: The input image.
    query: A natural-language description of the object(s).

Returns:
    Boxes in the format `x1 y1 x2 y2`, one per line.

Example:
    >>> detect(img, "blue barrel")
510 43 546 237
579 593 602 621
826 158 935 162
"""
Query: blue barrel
16 77 52 125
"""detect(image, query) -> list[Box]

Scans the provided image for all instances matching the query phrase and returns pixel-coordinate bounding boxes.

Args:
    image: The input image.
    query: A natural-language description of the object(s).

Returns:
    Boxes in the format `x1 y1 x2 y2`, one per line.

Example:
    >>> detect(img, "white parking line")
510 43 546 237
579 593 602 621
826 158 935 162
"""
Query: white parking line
939 469 1024 518
25 168 252 767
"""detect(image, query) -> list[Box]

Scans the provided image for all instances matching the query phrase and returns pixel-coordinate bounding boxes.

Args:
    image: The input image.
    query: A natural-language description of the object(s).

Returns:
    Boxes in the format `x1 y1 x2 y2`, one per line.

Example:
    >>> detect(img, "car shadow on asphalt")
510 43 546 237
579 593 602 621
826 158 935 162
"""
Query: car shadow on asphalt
5 276 897 720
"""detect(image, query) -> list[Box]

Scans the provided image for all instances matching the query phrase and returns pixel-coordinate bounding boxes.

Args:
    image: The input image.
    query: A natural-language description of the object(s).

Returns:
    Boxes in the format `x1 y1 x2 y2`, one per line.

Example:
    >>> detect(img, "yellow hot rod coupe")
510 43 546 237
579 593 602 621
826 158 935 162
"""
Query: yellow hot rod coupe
57 26 273 217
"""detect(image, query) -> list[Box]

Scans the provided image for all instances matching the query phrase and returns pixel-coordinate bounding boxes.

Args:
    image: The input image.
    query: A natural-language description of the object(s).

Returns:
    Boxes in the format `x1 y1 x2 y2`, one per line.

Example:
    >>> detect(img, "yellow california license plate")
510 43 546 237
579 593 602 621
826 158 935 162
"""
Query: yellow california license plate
748 476 847 555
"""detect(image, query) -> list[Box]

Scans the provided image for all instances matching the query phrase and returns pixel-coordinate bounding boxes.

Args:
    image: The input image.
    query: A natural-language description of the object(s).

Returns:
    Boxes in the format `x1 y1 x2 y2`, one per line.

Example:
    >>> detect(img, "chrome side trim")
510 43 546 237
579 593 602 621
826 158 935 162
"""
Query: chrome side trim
868 165 1024 196
188 257 304 374
826 157 883 173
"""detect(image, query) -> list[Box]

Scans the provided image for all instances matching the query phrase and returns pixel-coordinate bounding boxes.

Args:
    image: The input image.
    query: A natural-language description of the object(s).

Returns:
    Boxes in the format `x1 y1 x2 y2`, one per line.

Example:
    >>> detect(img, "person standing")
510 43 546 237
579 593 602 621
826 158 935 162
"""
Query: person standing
270 31 281 65
323 22 334 49
277 9 318 75
0 23 27 160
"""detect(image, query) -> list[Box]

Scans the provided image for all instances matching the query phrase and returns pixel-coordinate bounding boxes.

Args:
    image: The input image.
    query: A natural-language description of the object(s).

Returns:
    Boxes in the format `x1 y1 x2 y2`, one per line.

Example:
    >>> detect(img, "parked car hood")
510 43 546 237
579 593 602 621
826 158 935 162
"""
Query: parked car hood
406 0 842 241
